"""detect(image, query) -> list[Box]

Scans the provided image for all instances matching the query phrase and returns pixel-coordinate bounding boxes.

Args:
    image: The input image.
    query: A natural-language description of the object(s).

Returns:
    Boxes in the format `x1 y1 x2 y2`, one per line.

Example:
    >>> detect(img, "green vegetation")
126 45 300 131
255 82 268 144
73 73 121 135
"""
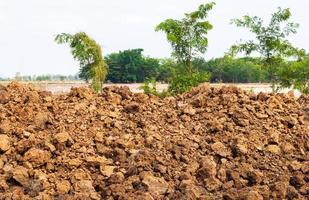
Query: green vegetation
230 7 305 92
289 58 309 94
168 69 211 95
195 57 267 83
3 74 79 81
35 75 52 81
140 78 162 96
55 32 108 92
156 2 215 73
154 2 215 95
105 49 161 83
278 56 309 94
47 4 307 96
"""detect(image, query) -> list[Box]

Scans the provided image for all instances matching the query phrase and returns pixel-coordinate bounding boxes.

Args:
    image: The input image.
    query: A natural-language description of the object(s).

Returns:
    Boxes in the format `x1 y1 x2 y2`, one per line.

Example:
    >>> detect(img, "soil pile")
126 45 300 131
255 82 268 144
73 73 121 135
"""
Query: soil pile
0 82 308 200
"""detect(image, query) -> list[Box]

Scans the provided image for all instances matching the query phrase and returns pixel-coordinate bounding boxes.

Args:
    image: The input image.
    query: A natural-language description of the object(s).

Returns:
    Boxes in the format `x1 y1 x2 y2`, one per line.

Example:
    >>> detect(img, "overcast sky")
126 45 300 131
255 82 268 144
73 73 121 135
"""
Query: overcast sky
0 0 308 77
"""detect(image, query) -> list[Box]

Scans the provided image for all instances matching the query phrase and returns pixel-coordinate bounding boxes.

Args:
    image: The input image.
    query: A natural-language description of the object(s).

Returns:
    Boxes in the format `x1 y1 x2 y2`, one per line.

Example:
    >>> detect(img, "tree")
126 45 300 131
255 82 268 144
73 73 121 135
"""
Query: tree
36 75 52 81
157 58 175 82
55 32 108 92
197 57 267 83
152 2 215 96
155 2 215 73
105 49 161 83
230 7 305 91
278 57 309 94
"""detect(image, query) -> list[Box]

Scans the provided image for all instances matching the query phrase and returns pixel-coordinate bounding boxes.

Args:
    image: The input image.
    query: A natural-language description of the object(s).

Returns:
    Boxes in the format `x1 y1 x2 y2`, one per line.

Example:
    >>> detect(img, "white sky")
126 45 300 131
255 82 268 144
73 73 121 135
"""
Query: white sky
0 0 308 77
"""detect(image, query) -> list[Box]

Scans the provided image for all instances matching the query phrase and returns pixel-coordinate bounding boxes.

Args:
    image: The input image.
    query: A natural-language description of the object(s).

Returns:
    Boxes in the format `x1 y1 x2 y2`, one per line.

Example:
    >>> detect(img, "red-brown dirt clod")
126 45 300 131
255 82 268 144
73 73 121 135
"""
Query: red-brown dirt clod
0 82 308 199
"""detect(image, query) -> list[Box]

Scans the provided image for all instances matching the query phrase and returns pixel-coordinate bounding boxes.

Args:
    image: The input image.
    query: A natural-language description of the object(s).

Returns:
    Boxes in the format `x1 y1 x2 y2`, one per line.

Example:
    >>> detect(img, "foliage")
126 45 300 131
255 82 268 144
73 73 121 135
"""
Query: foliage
36 75 52 81
156 2 215 73
195 57 267 83
278 57 309 94
151 2 214 96
292 59 309 94
140 78 159 95
230 7 305 91
5 74 79 82
36 74 79 81
140 78 170 98
168 67 211 95
156 58 175 82
55 32 108 92
105 49 161 83
141 61 211 96
1 77 9 81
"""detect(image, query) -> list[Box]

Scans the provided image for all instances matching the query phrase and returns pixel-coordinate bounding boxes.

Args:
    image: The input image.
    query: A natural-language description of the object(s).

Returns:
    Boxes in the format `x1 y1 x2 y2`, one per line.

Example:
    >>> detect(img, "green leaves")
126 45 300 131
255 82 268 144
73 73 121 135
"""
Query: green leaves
155 2 215 72
153 2 215 96
54 33 73 44
168 69 211 95
189 2 215 19
55 32 108 92
197 56 267 83
278 57 309 94
105 49 161 83
270 7 291 24
230 7 305 92
231 7 302 59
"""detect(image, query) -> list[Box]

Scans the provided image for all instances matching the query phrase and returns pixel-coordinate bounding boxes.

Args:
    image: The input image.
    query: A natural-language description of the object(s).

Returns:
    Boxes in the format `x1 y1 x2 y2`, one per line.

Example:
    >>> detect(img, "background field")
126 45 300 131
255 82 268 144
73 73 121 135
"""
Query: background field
0 81 302 97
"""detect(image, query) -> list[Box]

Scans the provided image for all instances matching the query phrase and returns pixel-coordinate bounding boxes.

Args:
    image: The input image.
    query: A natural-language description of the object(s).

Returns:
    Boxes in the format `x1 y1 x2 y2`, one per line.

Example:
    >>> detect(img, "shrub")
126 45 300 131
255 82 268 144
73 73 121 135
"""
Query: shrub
278 57 309 94
140 78 170 98
168 71 211 95
140 78 159 96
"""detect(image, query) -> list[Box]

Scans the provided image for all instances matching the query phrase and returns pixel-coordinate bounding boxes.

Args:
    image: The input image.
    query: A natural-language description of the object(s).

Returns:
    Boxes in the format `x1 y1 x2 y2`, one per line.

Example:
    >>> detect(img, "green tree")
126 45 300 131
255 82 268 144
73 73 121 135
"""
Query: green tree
157 58 175 82
230 7 305 91
152 2 214 96
55 32 108 92
36 75 52 81
155 2 215 73
197 57 267 83
105 49 160 83
278 57 309 94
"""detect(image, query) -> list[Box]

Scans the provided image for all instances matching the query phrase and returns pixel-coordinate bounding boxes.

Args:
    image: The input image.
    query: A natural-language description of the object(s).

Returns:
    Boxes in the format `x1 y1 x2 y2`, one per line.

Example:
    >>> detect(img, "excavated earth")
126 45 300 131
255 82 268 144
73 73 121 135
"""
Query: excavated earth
0 82 308 200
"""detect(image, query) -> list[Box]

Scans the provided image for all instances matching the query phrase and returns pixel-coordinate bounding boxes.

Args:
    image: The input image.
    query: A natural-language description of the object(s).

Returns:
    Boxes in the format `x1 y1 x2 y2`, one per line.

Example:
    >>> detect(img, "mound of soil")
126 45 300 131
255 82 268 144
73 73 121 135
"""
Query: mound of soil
0 82 308 200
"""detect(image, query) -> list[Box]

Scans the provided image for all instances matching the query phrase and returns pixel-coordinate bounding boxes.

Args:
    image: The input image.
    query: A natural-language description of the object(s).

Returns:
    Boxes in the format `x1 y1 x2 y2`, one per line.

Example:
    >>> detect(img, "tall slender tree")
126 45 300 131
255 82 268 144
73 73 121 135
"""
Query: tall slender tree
230 7 305 91
156 2 215 74
55 32 108 92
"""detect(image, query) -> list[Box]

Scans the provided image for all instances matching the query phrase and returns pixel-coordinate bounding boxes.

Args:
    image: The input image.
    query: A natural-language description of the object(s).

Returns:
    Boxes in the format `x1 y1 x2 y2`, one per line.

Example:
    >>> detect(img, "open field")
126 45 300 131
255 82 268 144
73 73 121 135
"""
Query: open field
0 81 302 97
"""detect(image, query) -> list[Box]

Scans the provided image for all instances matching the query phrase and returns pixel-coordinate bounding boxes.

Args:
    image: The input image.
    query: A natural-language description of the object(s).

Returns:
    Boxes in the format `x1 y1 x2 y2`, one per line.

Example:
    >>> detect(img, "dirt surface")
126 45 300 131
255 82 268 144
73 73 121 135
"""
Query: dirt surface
0 82 308 199
0 81 302 96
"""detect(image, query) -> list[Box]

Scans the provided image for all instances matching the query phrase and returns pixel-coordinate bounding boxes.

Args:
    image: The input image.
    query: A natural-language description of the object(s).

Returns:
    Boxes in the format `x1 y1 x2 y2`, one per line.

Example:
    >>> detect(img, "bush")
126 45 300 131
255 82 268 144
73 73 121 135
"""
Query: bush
278 57 309 94
140 78 159 96
168 71 211 95
195 57 267 83
141 70 211 97
140 78 170 98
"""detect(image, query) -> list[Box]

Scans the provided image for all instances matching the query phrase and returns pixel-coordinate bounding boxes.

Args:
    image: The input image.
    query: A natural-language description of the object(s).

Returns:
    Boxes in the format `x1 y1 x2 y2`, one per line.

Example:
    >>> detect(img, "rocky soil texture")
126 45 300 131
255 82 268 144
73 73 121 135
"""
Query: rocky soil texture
0 82 308 199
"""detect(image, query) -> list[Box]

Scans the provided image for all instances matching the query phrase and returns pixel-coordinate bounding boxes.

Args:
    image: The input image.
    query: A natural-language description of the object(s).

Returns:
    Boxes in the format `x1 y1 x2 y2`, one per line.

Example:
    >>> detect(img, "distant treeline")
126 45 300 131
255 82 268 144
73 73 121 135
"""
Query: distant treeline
50 4 307 94
2 48 303 84
0 77 8 81
104 48 271 84
3 74 80 81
